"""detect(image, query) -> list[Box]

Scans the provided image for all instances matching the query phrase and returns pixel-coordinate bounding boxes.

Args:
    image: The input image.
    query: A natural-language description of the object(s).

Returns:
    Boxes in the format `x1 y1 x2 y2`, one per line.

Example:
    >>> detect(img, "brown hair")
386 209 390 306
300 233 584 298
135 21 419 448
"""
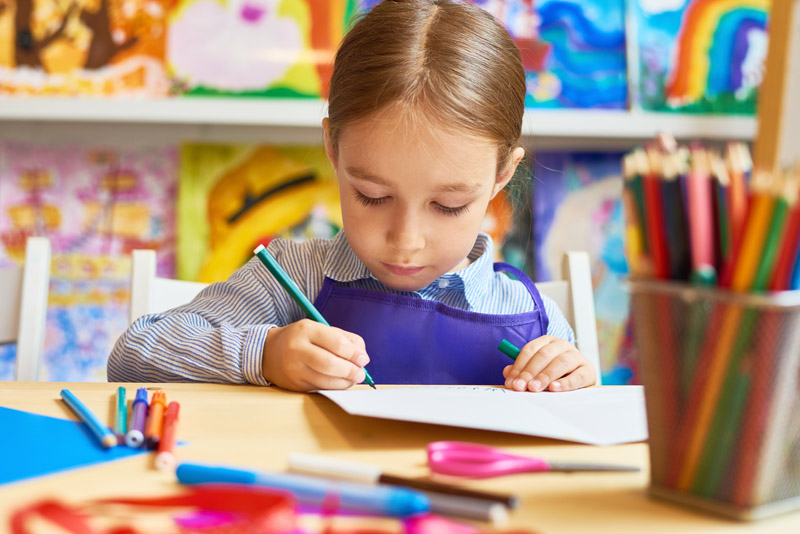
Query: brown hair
327 0 526 174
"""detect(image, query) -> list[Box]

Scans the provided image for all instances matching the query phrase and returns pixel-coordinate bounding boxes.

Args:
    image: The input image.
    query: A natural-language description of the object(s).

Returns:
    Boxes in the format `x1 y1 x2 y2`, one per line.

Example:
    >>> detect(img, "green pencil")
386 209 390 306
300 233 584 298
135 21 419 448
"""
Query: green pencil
254 244 376 389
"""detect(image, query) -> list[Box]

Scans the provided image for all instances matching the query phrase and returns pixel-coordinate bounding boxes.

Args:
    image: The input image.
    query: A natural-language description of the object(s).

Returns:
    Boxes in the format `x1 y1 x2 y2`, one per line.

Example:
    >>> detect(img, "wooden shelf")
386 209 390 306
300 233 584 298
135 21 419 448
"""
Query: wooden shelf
0 97 757 146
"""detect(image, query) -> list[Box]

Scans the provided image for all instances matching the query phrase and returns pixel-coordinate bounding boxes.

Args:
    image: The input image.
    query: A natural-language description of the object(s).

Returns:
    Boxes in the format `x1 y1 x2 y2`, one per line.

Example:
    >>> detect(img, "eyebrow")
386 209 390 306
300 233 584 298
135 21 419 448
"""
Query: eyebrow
346 166 484 194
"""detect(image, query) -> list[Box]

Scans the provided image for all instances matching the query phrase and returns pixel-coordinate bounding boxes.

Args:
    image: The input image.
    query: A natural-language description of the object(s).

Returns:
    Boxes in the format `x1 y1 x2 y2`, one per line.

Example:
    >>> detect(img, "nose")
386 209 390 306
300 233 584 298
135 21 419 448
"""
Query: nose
388 208 425 253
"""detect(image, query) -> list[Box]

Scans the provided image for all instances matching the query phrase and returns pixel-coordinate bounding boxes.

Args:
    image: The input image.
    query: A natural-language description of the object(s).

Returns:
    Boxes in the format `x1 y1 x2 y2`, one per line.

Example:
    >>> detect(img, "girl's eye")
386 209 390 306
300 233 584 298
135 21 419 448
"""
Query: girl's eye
354 189 387 206
435 203 469 217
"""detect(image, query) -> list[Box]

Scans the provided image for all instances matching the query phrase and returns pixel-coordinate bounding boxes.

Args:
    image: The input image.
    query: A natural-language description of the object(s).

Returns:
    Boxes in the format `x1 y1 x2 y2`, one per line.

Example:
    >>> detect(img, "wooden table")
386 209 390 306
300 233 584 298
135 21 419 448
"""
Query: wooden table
1 382 797 533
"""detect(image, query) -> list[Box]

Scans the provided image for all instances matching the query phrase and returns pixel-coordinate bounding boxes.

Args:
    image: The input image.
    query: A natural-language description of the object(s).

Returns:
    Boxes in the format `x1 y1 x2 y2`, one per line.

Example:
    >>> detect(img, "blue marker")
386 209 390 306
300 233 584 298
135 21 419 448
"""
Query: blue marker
177 463 430 517
125 387 148 448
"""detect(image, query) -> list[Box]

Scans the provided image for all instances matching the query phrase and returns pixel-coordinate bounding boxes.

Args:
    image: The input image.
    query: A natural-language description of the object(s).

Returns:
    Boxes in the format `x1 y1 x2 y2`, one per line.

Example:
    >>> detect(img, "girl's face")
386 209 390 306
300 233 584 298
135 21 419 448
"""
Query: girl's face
324 108 524 292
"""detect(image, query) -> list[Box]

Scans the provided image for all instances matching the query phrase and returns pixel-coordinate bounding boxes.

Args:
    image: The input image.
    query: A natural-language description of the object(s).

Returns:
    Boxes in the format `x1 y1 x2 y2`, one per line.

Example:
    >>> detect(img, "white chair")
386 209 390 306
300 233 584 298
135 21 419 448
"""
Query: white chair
0 237 51 381
536 251 602 385
129 249 209 324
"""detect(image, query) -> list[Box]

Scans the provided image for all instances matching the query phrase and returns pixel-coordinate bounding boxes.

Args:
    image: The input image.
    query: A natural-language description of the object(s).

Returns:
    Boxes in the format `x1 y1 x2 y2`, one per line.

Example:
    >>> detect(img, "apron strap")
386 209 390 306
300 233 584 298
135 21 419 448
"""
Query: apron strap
493 262 549 335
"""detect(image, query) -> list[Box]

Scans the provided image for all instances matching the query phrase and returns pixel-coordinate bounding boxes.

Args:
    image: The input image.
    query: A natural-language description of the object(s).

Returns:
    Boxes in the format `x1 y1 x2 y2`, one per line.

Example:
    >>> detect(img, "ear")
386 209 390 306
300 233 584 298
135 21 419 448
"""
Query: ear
492 146 525 198
322 118 338 169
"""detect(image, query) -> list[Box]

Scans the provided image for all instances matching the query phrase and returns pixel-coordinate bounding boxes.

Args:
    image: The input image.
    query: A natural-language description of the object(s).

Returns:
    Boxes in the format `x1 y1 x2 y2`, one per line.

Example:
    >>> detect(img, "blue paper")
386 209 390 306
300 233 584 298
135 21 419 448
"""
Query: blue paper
0 406 149 485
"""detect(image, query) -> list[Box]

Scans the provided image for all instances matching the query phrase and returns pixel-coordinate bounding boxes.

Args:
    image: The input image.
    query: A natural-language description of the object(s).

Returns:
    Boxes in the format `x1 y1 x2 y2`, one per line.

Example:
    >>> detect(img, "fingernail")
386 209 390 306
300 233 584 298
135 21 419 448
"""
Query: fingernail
550 381 561 391
514 378 526 390
531 380 542 392
355 353 369 367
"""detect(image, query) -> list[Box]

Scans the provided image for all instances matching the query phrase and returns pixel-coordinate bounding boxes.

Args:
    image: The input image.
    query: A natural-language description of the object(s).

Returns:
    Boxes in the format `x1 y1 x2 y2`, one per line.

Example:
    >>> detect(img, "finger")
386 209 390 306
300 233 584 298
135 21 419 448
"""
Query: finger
336 328 367 353
530 350 582 392
504 336 553 387
549 364 596 392
302 364 363 391
304 344 366 383
506 337 567 390
502 365 514 379
308 324 370 367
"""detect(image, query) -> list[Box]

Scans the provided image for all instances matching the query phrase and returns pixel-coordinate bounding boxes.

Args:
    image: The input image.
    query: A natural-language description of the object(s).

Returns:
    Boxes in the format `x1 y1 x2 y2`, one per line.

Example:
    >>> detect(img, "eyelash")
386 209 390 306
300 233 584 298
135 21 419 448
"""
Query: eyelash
353 190 469 217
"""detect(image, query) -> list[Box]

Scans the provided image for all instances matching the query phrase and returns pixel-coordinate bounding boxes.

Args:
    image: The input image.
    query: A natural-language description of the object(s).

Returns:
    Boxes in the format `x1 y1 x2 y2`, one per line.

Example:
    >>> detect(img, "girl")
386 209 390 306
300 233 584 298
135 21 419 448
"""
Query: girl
108 0 597 393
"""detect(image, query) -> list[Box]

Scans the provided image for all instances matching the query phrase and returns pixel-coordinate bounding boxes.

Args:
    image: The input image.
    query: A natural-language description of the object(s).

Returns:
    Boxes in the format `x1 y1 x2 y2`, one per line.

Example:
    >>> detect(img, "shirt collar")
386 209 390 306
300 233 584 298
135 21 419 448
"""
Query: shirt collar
323 230 496 308
322 230 374 282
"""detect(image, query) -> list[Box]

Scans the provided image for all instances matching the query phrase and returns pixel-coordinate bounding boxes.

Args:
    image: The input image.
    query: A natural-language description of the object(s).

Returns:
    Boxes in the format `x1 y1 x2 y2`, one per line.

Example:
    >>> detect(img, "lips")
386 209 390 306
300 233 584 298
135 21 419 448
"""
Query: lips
383 263 425 276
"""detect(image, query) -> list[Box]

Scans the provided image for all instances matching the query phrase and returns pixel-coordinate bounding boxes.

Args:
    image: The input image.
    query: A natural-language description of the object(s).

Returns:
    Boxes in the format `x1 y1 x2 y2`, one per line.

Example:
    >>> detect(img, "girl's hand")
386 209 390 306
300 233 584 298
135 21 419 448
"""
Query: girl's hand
502 335 596 392
262 319 370 392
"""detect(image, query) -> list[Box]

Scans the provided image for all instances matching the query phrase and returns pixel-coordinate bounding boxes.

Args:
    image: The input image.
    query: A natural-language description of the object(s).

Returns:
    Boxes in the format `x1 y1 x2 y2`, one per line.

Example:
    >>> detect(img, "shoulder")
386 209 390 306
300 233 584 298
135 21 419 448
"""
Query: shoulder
237 237 332 289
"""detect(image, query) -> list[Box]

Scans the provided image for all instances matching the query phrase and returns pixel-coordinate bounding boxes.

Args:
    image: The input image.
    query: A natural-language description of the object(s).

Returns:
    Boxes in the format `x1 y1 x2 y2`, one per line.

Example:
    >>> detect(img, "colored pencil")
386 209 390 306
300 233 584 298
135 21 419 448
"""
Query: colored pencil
661 151 691 280
60 389 117 449
686 146 716 285
641 148 671 279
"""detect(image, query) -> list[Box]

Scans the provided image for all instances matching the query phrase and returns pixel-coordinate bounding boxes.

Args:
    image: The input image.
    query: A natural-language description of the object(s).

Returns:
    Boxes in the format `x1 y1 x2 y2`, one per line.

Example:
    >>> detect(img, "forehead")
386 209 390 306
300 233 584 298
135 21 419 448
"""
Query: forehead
336 106 499 184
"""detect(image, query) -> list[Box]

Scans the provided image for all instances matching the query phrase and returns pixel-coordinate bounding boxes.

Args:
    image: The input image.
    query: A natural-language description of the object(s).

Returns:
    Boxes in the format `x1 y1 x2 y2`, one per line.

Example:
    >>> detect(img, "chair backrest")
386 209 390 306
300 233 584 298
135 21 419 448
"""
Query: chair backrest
129 249 209 324
0 237 51 381
535 251 602 385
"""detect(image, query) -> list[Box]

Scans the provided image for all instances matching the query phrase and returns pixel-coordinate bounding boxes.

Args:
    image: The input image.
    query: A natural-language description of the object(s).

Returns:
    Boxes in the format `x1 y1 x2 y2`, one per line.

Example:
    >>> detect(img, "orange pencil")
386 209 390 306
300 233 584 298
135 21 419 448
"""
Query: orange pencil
155 401 180 471
144 391 167 449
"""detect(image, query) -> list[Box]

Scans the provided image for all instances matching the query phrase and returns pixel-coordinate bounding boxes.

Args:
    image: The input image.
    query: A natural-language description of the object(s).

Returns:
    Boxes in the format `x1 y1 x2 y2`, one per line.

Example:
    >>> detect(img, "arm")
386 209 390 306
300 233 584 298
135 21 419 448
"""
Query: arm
107 262 279 384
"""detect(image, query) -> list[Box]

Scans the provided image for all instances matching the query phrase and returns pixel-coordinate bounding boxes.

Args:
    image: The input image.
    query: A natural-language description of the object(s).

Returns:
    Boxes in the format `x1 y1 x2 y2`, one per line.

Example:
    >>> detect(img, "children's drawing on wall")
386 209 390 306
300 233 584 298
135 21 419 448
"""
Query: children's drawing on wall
178 143 534 283
532 152 636 385
0 143 178 380
167 0 359 98
0 0 170 96
633 0 770 114
474 0 628 108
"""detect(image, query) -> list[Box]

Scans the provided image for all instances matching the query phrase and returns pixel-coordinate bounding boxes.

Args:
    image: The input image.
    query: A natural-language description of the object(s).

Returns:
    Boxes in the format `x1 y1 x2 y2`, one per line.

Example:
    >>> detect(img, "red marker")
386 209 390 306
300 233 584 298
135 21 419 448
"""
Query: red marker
155 401 180 471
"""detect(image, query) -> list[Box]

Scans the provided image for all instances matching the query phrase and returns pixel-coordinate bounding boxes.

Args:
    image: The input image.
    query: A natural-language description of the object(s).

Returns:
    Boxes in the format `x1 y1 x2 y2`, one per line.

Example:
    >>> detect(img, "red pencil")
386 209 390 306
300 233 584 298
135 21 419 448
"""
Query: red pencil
640 148 671 279
769 175 800 290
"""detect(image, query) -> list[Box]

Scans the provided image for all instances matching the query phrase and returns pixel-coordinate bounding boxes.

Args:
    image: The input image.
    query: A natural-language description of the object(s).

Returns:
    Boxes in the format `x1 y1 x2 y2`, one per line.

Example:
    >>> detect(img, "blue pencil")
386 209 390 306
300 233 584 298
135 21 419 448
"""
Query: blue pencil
60 389 117 448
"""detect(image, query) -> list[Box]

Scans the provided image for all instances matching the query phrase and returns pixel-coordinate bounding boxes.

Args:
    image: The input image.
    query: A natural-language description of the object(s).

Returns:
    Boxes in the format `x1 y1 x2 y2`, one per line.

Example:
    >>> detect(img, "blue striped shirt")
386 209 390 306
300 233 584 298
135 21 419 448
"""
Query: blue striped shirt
107 231 574 384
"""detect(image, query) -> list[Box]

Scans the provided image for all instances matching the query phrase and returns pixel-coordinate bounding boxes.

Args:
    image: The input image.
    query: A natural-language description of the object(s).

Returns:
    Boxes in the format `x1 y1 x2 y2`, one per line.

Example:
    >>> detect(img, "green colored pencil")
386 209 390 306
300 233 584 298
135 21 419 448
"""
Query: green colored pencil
254 245 376 389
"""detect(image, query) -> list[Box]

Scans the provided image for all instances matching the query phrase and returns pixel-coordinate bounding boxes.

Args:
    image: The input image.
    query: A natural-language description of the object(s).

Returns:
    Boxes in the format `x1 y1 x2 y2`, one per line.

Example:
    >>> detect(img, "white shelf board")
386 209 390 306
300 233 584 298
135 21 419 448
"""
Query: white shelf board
0 97 756 142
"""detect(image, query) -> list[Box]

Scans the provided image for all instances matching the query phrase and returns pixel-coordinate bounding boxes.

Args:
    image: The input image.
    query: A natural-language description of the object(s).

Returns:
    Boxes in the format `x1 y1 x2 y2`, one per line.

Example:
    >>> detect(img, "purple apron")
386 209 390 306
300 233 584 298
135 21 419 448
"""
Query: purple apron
313 262 548 385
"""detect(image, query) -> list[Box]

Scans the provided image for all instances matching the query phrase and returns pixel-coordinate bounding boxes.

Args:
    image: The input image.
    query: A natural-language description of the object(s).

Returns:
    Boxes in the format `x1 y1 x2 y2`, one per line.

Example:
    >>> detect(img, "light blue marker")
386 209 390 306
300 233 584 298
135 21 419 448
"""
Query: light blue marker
177 463 429 517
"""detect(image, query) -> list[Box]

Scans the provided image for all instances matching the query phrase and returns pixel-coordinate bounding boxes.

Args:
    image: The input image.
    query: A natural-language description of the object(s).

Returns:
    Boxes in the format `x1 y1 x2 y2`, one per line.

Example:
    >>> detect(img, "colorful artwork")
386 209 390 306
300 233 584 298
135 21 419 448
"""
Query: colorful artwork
634 0 771 114
0 0 170 96
0 142 178 381
178 143 533 283
168 0 359 98
532 151 636 385
476 0 628 109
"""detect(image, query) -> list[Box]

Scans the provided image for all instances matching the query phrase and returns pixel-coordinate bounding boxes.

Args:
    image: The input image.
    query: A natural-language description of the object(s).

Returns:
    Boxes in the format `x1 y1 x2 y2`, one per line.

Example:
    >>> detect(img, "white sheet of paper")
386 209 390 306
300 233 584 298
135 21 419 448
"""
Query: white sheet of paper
318 386 647 446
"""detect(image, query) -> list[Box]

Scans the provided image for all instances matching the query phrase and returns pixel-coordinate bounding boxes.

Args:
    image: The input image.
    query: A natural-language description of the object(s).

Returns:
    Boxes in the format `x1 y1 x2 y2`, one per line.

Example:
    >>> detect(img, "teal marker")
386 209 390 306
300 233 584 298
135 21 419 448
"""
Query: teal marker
254 245 376 389
497 339 521 361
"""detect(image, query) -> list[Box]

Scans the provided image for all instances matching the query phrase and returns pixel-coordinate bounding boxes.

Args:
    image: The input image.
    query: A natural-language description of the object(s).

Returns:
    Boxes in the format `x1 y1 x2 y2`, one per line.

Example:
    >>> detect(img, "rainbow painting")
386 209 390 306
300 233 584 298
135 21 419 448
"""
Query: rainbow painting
634 0 771 114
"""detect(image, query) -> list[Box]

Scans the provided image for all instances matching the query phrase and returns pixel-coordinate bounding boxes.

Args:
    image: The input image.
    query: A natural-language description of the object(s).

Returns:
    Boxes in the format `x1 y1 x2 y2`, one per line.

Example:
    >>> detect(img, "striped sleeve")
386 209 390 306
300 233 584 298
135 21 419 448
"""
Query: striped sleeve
541 294 576 344
107 239 326 385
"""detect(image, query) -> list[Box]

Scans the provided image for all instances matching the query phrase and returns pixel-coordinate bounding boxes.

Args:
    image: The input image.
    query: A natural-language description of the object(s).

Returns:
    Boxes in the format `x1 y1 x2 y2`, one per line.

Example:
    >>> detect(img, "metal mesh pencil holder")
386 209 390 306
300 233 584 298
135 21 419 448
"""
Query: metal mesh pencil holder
630 280 800 520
